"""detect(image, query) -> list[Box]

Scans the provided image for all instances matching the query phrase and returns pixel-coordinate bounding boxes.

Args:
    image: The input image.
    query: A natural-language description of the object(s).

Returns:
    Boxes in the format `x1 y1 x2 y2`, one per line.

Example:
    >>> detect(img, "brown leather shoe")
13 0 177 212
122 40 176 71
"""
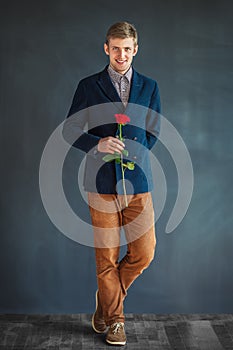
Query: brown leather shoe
106 322 126 345
92 290 107 333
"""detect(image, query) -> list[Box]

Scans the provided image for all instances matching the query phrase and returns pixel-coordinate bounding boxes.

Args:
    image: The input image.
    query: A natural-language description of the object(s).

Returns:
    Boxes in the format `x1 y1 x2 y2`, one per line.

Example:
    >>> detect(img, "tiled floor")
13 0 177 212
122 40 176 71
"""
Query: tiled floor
0 314 233 349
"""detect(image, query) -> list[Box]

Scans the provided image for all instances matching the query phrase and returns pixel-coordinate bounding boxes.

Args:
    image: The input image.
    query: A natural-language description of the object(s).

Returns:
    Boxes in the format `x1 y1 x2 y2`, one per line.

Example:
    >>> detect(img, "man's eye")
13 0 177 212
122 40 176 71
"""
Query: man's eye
125 48 131 52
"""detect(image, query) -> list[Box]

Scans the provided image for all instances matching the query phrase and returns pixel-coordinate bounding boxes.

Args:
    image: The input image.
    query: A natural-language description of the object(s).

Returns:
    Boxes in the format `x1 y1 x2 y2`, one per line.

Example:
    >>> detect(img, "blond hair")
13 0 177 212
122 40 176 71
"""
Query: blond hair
105 22 138 47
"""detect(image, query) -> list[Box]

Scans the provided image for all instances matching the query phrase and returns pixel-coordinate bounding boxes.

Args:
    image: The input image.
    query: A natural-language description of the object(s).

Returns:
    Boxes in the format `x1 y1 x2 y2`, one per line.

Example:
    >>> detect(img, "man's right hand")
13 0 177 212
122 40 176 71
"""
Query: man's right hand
97 136 125 154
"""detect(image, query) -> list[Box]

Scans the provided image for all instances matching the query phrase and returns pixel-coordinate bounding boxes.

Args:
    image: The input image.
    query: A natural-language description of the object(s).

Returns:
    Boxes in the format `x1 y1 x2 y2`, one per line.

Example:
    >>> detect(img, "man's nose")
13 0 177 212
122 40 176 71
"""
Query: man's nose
118 49 125 58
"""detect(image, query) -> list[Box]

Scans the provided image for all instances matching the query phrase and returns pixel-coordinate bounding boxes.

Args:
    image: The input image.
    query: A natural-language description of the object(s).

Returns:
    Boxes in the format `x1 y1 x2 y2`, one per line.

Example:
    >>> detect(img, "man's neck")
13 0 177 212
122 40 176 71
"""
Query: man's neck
108 64 132 76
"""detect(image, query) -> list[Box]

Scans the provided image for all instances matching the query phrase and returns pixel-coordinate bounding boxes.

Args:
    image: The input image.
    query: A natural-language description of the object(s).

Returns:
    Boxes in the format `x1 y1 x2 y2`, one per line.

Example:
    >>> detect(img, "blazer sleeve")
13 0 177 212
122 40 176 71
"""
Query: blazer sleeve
146 82 161 150
62 80 101 154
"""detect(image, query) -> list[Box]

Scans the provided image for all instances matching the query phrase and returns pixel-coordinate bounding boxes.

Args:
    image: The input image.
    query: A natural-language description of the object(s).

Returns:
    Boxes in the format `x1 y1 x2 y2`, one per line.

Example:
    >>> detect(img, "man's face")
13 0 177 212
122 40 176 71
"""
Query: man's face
104 37 138 75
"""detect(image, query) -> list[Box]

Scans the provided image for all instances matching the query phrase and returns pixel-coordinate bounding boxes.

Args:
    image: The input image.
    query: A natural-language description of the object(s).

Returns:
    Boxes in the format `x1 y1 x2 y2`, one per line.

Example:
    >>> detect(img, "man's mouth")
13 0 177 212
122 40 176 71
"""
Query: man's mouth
116 60 127 64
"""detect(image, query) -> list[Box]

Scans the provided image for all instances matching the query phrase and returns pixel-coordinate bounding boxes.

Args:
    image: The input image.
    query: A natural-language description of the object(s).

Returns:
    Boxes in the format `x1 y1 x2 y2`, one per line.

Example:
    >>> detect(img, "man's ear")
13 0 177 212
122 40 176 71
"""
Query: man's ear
104 43 109 55
133 44 138 57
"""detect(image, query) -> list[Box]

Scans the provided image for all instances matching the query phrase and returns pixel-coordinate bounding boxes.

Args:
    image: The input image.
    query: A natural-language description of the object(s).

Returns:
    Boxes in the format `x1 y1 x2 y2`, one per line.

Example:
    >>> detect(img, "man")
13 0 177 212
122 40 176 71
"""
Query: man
63 22 161 346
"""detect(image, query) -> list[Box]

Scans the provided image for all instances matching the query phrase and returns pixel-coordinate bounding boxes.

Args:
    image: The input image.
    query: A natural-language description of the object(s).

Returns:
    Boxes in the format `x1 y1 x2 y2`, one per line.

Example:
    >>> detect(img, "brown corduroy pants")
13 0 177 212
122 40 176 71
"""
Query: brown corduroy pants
88 192 156 326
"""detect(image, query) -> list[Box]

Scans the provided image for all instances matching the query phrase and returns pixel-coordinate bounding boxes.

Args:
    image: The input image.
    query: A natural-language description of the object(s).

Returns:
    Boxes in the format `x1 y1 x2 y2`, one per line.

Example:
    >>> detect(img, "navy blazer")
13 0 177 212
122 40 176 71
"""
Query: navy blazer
63 66 161 194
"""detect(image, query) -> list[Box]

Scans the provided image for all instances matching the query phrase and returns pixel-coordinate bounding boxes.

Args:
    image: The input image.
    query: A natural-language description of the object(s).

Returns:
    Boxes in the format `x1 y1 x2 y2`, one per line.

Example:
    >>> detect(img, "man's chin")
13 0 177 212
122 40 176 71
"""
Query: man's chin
114 64 130 74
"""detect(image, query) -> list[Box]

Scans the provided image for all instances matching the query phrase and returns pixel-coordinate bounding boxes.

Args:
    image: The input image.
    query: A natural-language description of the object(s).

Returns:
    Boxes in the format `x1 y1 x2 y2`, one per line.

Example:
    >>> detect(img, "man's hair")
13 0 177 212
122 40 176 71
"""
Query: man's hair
105 22 138 46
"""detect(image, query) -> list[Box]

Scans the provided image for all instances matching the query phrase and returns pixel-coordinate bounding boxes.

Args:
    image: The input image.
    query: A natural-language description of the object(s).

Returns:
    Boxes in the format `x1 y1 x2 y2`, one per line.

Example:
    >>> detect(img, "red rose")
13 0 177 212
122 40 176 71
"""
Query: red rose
114 113 130 124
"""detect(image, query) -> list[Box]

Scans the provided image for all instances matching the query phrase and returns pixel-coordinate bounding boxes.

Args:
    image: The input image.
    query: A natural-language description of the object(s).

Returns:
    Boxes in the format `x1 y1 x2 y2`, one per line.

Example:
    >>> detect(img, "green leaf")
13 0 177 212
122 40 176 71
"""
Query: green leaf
115 158 121 164
126 162 135 170
122 149 129 157
102 153 120 162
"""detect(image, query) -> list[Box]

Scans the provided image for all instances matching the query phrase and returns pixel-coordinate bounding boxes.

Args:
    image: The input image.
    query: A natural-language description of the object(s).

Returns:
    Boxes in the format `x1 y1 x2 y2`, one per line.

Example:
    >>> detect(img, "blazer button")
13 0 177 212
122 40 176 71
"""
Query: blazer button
133 156 137 160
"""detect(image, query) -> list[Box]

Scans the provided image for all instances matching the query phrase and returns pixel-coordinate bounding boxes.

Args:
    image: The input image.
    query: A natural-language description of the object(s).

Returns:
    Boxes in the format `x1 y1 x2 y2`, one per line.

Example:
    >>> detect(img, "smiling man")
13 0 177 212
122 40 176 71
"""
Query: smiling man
104 36 138 75
64 22 161 346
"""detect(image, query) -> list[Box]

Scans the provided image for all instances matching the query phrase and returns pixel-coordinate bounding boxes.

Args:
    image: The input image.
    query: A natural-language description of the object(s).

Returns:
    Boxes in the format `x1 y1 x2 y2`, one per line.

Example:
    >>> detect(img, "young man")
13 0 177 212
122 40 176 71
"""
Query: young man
64 22 161 346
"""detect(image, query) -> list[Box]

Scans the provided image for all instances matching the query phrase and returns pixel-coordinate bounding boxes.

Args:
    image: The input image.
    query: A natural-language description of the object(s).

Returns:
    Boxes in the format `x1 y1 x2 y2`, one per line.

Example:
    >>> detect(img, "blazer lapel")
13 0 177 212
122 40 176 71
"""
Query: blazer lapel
128 69 143 105
123 69 144 117
97 67 123 111
96 67 143 113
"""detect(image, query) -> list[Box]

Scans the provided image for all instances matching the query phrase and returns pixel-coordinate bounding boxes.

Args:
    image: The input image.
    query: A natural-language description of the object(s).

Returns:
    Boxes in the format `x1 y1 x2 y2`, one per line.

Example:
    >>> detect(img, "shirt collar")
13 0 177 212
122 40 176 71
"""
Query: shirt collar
107 65 133 84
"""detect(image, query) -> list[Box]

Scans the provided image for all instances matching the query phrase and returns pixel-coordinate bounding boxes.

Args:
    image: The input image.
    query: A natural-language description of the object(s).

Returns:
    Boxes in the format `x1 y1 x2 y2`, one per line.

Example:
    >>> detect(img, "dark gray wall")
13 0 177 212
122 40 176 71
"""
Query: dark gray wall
1 0 233 313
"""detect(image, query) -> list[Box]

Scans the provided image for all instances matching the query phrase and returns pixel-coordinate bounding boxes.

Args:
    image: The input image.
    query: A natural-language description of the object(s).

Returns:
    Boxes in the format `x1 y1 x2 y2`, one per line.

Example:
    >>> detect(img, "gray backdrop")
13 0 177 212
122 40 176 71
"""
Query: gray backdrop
1 0 233 314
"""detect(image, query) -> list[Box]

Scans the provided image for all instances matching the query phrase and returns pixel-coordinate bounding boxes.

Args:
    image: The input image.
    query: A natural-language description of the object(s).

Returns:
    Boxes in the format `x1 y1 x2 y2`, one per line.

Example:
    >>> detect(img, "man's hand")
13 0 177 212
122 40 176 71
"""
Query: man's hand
97 136 125 154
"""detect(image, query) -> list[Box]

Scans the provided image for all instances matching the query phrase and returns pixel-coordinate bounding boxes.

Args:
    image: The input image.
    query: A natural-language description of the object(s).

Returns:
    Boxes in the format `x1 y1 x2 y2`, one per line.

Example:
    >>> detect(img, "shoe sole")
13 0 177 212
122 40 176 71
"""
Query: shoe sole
106 339 126 346
92 291 107 334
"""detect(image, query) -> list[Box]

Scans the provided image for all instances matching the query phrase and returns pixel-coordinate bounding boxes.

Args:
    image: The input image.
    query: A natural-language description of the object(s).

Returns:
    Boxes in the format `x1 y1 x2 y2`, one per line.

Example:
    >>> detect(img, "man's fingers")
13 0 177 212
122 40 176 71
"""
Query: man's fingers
98 136 125 153
111 140 124 152
112 138 125 148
